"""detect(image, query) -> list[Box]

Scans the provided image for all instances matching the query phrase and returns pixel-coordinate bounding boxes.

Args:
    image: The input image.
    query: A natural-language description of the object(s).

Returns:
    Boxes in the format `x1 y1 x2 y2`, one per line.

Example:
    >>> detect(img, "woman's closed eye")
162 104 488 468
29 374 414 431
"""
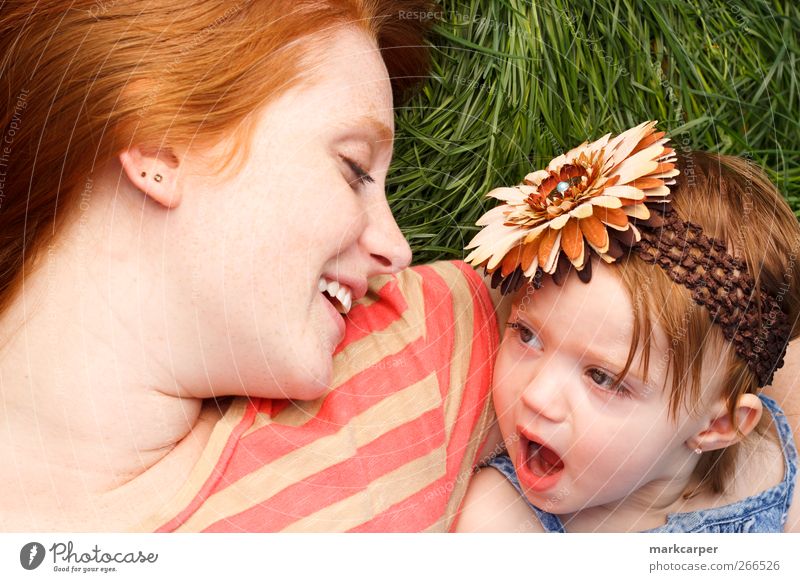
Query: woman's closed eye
340 155 375 188
586 367 632 399
506 319 543 351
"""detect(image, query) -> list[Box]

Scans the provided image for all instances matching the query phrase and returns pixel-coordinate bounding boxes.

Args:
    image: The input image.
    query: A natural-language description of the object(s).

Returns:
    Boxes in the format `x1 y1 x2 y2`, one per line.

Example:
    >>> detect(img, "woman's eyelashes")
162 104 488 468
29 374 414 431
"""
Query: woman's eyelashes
506 319 543 351
340 155 375 188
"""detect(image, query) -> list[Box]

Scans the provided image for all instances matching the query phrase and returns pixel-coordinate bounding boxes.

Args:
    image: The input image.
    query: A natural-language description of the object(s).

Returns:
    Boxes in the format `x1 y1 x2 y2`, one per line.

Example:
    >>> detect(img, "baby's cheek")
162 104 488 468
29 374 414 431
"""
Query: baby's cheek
576 433 636 477
491 375 520 419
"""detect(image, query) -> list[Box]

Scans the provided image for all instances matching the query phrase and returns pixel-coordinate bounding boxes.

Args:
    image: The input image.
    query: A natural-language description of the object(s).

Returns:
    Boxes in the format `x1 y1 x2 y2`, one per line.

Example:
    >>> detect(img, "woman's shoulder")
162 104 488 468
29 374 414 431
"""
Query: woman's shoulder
413 260 511 324
389 260 499 308
389 260 511 341
403 260 493 309
343 260 501 370
456 465 545 532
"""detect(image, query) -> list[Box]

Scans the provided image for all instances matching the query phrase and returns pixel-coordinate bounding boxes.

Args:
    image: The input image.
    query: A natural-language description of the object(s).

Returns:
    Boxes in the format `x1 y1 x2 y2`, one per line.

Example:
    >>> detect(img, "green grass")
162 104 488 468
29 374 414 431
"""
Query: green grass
389 0 800 264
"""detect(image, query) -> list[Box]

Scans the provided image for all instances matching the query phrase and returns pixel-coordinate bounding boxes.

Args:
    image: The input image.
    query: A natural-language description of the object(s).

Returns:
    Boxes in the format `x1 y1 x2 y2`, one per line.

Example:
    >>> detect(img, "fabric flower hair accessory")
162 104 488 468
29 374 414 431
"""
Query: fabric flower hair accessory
465 120 678 292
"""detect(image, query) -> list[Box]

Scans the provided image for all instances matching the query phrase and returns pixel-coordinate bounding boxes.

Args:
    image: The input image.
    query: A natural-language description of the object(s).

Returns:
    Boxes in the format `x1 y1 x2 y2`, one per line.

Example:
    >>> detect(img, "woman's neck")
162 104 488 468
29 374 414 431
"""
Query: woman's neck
0 399 221 531
0 311 211 529
0 189 217 529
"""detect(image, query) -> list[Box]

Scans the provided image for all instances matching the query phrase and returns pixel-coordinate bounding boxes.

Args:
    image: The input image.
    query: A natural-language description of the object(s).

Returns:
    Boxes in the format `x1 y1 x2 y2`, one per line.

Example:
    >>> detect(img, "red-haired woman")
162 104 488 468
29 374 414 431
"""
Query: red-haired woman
0 0 498 532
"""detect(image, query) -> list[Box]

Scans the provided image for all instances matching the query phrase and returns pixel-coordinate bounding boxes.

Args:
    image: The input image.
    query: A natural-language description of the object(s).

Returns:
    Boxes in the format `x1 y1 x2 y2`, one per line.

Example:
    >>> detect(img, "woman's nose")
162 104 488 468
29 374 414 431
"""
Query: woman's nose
362 198 412 274
520 372 568 423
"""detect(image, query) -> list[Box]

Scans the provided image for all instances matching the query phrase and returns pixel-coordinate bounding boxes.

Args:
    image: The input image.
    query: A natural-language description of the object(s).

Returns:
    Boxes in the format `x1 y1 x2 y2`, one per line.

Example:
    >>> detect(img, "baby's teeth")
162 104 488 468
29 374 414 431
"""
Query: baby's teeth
343 294 352 312
327 280 340 296
318 277 327 292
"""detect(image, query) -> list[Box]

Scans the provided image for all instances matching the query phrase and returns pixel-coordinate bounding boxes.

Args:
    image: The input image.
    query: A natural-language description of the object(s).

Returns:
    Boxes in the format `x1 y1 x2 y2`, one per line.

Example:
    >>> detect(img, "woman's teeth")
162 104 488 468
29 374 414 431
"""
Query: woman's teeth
318 277 353 314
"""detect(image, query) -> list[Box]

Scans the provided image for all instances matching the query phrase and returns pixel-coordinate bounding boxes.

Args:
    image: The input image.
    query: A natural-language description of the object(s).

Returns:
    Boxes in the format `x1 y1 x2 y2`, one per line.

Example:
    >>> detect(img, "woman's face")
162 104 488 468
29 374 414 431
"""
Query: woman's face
176 28 410 400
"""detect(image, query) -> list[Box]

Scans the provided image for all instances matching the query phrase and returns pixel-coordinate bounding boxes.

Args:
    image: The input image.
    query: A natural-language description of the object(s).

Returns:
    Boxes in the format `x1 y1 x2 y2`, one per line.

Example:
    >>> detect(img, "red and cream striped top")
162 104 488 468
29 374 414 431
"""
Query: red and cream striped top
142 261 499 532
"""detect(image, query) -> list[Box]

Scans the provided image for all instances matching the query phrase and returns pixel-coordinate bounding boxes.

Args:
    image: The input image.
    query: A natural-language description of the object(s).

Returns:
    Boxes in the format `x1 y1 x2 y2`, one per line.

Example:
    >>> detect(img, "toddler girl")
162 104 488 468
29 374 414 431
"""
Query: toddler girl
457 122 799 532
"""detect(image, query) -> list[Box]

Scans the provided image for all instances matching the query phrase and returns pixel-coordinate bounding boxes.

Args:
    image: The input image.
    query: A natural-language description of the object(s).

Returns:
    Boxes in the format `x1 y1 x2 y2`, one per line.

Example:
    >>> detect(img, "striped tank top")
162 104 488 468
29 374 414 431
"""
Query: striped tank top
138 261 499 532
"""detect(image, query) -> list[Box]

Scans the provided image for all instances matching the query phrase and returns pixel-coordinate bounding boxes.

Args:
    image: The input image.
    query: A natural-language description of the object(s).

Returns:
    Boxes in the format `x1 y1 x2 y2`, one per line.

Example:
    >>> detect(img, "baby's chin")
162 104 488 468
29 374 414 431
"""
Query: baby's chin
521 484 588 517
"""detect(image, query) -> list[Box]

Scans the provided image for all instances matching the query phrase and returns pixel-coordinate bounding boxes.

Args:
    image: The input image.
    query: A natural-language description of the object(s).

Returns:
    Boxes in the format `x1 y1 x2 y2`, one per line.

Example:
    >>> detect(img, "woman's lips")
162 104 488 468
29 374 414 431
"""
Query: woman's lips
515 433 565 492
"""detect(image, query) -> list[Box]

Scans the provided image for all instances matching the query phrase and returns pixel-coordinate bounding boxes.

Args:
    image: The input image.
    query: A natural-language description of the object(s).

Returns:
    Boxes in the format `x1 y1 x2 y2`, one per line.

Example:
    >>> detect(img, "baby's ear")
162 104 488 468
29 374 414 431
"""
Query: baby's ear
689 394 763 453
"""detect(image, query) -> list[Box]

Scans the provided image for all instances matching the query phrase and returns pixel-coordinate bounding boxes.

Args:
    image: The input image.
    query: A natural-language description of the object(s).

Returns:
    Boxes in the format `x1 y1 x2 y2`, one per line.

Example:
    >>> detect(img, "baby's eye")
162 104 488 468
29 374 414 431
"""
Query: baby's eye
506 320 543 351
586 367 632 398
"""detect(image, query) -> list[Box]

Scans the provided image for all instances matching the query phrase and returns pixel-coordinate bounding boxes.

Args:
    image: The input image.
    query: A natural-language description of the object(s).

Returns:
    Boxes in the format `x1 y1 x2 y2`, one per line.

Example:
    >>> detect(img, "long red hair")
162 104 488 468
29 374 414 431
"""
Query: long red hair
0 0 433 318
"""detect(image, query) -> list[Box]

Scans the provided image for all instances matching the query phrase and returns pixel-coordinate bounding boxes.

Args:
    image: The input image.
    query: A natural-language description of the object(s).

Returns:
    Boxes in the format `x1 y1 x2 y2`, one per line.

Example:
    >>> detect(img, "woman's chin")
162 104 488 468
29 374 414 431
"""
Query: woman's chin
275 357 333 401
289 371 332 400
210 353 333 401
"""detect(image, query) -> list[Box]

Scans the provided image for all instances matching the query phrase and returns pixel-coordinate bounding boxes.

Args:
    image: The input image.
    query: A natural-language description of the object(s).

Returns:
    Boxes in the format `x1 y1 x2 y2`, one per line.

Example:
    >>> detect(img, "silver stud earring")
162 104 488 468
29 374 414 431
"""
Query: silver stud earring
154 174 163 183
694 447 703 455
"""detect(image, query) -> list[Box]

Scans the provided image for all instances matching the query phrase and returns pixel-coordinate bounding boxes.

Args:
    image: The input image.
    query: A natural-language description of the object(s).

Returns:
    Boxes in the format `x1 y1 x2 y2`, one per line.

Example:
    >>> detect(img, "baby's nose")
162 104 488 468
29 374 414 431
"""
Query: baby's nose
520 373 569 423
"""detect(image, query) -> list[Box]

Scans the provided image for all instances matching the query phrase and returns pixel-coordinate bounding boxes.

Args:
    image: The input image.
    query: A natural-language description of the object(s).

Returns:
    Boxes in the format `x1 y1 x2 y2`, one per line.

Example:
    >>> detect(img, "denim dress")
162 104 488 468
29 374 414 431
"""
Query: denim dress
486 395 796 532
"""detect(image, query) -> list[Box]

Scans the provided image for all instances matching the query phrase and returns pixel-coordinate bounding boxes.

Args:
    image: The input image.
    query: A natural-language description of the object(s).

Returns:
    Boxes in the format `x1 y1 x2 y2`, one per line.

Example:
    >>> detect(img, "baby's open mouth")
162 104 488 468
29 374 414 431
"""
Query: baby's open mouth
525 439 564 477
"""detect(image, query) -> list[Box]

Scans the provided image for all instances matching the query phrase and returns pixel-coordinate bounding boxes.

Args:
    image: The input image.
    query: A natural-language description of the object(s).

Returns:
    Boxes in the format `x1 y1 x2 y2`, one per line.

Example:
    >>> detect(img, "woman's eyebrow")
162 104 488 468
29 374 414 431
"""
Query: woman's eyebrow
338 116 394 145
362 117 394 143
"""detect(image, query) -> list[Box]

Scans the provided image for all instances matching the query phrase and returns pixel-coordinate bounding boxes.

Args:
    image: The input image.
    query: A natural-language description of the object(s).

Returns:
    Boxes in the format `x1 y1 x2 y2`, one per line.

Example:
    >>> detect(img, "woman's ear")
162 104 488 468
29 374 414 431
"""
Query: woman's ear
688 394 763 453
119 145 183 208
